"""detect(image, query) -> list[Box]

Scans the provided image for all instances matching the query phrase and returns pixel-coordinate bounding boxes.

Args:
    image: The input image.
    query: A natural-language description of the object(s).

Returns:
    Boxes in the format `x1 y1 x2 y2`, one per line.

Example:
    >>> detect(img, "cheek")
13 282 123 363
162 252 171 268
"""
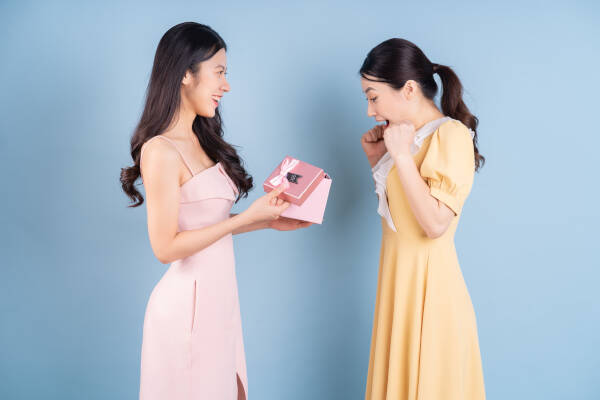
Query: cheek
383 102 395 116
192 86 210 106
386 96 408 116
372 100 388 116
189 86 214 116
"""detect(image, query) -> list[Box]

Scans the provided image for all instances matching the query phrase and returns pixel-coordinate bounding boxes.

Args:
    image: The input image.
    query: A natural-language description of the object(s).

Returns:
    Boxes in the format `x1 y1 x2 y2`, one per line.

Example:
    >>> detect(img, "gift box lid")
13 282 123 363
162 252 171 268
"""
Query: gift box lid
263 156 325 206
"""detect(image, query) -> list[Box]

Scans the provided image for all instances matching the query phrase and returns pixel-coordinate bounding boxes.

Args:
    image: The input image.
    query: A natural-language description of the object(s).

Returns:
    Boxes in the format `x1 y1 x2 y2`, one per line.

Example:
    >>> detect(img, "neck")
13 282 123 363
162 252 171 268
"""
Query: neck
164 103 198 141
411 102 445 131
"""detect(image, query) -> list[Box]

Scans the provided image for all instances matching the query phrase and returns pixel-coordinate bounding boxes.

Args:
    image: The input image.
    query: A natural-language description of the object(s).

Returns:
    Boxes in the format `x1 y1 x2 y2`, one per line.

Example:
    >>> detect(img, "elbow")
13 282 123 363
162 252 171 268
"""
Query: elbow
153 249 171 264
155 254 170 264
156 256 170 265
424 223 447 239
149 236 176 264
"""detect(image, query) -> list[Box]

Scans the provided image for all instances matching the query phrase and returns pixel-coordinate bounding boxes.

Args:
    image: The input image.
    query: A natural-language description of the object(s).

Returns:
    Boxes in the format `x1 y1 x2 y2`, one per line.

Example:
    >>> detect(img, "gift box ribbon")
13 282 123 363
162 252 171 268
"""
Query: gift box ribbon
269 158 299 186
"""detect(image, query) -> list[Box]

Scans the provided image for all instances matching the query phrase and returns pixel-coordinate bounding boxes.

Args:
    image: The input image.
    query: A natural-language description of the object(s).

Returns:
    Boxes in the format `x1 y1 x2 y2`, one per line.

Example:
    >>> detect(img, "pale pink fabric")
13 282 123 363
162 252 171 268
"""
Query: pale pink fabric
138 135 248 400
279 176 331 224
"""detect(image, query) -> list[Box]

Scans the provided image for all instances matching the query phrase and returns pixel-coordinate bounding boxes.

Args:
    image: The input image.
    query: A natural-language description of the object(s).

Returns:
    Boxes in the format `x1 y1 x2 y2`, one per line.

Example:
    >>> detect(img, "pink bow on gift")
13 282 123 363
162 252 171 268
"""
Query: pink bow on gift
269 158 299 186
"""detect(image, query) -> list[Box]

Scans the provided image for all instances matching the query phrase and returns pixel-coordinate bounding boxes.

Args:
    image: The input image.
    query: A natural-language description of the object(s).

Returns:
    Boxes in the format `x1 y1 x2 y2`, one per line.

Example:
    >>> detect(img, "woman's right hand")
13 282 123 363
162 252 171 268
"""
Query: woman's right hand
361 124 388 167
241 183 291 224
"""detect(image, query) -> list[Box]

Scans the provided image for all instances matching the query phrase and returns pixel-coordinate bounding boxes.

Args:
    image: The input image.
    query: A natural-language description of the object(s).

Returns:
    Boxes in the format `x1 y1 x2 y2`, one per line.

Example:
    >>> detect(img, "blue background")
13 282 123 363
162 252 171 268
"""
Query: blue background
1 1 599 399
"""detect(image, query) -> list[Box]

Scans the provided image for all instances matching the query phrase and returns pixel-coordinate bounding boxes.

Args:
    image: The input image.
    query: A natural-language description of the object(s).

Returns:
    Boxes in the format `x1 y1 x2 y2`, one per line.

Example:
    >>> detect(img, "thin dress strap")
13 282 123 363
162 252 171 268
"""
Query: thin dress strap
140 135 195 176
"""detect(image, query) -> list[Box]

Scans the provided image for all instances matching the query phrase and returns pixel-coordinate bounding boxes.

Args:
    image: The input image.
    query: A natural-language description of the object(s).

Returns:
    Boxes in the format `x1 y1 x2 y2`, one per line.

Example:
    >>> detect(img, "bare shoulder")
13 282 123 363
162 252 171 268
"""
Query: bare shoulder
140 137 181 182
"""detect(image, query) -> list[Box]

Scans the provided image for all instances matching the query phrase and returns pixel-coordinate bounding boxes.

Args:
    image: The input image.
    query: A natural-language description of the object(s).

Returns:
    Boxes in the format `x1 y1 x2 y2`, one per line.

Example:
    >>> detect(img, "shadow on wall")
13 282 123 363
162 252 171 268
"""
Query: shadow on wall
293 75 378 397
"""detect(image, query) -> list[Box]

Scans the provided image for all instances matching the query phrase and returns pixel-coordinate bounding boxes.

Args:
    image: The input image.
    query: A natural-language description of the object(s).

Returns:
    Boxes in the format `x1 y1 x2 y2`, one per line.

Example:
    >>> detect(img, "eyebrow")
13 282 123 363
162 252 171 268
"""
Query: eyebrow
365 87 376 94
215 64 226 69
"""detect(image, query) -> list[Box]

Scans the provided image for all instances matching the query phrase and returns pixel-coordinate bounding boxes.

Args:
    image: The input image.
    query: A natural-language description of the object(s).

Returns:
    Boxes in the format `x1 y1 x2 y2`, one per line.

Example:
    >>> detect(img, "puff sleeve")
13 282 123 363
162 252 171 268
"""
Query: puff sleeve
419 120 475 215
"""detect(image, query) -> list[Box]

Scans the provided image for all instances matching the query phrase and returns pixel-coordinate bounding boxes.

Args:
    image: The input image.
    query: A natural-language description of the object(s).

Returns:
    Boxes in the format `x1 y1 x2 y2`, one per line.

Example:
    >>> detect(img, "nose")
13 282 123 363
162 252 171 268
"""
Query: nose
222 78 231 93
367 103 376 118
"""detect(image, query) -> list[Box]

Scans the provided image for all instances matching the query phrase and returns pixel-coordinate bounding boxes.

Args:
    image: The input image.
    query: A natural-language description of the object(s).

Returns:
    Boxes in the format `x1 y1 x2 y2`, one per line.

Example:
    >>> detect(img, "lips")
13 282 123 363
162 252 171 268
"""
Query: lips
211 95 222 107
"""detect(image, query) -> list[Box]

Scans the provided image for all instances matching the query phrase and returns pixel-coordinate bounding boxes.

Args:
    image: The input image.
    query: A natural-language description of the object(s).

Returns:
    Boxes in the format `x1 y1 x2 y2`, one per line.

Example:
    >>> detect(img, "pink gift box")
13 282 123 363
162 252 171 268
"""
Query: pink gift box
263 156 324 206
263 156 332 224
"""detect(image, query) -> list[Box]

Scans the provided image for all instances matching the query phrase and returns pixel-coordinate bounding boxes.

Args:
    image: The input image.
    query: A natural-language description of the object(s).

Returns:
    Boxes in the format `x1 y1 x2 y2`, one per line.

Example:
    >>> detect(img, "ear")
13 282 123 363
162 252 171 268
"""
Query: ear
182 70 193 86
403 80 417 100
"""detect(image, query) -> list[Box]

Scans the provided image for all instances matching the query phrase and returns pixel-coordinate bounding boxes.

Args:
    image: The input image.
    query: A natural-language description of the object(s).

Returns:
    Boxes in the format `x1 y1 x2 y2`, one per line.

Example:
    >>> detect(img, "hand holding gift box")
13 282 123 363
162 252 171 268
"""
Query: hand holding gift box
263 156 332 224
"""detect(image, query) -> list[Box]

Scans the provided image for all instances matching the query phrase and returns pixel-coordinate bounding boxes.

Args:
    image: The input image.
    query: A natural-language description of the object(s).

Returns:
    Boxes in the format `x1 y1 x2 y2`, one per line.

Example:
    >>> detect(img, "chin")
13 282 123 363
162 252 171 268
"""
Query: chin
197 108 216 118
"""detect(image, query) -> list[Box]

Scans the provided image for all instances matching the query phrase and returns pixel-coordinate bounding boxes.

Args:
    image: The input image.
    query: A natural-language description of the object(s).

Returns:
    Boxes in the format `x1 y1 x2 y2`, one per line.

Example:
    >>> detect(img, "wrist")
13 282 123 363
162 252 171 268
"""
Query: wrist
236 211 272 230
234 211 253 228
393 152 413 165
367 153 385 169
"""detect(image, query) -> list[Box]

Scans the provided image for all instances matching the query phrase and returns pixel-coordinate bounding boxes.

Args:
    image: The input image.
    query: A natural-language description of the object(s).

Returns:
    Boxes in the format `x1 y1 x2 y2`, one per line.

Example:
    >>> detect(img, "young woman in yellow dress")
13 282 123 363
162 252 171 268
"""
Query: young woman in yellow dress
359 38 486 400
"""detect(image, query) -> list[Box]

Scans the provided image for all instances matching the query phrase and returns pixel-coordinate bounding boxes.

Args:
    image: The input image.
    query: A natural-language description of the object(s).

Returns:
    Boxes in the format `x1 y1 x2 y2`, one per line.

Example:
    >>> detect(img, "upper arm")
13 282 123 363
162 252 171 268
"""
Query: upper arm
420 121 475 235
140 139 183 261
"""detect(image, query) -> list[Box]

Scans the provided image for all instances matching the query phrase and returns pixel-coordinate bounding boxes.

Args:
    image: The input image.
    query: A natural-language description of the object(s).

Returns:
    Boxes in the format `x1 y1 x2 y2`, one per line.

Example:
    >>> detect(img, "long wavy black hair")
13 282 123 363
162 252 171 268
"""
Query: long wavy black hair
120 22 253 207
360 38 485 171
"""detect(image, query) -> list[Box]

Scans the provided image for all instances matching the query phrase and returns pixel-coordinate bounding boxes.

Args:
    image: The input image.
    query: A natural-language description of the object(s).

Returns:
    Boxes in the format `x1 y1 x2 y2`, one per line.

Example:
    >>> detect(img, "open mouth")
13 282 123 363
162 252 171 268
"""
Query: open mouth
211 95 222 107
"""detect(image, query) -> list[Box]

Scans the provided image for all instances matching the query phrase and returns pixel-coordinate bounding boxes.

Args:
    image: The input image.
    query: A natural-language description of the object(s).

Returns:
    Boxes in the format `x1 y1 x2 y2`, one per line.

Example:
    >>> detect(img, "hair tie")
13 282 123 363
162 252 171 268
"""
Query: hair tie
432 63 440 74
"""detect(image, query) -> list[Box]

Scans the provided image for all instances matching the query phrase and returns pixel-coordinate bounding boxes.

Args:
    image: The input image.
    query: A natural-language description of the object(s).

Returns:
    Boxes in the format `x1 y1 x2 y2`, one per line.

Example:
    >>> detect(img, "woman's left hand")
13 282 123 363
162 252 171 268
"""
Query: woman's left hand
269 216 313 231
383 121 416 158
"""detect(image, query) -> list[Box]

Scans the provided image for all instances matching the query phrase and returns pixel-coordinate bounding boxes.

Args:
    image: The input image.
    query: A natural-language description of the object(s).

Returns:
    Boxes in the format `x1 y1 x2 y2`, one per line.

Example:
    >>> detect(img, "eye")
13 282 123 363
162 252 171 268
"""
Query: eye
368 96 378 103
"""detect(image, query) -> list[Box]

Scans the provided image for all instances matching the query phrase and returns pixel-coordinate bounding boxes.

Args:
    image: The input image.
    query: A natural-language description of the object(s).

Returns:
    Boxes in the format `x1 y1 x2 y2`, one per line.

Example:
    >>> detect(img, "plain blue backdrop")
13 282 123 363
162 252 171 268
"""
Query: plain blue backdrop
1 1 599 399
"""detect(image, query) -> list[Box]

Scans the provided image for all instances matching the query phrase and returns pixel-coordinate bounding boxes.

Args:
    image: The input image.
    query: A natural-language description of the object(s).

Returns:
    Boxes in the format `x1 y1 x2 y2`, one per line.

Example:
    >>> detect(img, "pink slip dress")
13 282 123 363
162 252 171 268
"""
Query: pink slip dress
138 135 248 400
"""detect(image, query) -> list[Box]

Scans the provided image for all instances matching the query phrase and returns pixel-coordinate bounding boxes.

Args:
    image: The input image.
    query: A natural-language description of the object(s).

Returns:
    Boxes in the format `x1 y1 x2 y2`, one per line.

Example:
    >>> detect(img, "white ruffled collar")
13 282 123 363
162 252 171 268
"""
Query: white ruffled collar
371 117 474 232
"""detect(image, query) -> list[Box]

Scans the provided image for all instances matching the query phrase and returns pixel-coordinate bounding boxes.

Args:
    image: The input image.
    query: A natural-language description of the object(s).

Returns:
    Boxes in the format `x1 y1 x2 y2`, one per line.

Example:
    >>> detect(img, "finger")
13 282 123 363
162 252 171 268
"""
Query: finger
370 129 383 142
363 128 379 143
368 130 377 142
293 221 312 229
268 182 288 198
277 201 291 212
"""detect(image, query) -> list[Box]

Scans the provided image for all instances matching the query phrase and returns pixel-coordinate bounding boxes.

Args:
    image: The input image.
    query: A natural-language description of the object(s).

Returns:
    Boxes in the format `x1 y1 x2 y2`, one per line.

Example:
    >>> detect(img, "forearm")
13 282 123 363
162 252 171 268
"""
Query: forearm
230 213 271 234
367 154 382 168
392 154 451 237
154 213 250 263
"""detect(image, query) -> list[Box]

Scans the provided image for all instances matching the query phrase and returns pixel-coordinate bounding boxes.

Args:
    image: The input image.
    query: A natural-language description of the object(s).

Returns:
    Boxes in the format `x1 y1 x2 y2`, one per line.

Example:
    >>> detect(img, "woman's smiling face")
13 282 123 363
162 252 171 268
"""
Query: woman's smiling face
182 48 230 118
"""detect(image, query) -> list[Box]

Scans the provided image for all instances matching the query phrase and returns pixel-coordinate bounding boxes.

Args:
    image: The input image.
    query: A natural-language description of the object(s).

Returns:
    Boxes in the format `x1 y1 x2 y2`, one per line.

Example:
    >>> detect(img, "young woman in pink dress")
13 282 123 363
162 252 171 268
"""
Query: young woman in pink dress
120 22 311 400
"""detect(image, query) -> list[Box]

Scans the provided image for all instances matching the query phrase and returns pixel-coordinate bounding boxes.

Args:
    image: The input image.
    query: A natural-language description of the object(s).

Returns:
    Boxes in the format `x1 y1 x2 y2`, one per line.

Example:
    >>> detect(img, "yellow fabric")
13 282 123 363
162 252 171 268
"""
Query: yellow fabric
365 119 485 400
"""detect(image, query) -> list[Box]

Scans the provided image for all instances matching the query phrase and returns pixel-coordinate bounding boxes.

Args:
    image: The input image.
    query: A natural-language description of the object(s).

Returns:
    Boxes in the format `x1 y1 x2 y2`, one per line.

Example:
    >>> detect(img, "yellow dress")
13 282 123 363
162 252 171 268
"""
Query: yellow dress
365 119 486 400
